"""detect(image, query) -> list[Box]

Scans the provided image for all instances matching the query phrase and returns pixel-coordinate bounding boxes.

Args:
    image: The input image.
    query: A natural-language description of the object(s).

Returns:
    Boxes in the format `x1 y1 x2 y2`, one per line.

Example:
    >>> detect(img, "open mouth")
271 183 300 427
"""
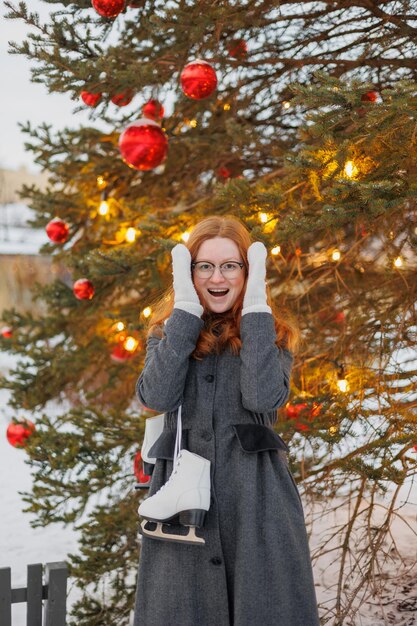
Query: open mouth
207 289 229 298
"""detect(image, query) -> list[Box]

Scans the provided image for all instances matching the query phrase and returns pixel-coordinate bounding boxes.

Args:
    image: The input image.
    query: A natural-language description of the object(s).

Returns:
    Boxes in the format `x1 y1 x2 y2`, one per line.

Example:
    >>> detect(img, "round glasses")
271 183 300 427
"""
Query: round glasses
191 261 244 279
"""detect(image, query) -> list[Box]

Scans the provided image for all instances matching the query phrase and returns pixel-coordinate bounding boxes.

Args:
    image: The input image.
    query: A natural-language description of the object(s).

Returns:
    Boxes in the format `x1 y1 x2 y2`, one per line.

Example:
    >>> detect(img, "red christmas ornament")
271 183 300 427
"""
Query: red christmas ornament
73 279 95 300
110 344 134 363
133 450 151 484
286 402 322 432
180 59 218 100
80 91 102 107
361 90 382 103
111 91 134 107
217 166 232 179
142 99 165 121
6 420 35 448
91 0 125 18
227 39 248 59
119 118 168 171
1 326 13 338
45 218 70 243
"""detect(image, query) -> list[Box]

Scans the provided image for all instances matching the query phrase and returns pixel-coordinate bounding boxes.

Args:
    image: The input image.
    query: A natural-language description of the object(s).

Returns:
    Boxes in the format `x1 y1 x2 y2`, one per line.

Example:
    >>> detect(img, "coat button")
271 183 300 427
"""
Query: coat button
201 430 213 441
210 557 222 566
204 374 214 382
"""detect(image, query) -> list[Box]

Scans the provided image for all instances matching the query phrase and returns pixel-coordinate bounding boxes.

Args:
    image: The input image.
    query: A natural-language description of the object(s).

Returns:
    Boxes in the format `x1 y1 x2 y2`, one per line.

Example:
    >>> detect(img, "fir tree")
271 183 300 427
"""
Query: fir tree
2 1 417 623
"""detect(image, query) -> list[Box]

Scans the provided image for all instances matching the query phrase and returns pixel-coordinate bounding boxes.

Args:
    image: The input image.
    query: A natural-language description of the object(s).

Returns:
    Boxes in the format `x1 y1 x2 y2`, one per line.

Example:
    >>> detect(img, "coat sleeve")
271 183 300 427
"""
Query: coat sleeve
239 312 294 412
136 308 204 412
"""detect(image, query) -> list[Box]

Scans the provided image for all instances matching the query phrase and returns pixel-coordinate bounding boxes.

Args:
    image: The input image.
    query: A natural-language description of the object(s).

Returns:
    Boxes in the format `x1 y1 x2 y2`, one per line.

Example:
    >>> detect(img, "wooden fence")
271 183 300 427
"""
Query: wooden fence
0 562 67 626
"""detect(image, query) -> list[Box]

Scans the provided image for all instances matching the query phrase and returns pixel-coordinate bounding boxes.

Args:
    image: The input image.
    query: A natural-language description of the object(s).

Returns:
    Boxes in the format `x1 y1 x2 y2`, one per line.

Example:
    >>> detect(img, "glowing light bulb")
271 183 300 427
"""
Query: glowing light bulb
393 256 403 268
125 227 137 243
181 231 190 242
344 160 358 179
271 245 281 255
124 336 139 352
223 103 231 111
99 200 109 216
282 101 291 109
142 307 152 318
189 119 197 128
332 249 341 261
337 378 349 393
97 175 107 190
116 321 125 331
329 425 338 435
259 212 268 223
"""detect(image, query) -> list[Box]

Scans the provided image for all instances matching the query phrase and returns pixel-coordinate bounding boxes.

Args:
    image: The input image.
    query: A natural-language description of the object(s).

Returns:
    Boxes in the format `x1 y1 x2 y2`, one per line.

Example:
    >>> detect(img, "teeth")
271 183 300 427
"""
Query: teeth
209 289 228 293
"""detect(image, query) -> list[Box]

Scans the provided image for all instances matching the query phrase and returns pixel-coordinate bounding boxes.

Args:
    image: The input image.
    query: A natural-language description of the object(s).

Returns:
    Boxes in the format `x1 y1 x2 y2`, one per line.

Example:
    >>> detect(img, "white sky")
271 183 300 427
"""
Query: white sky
0 0 100 173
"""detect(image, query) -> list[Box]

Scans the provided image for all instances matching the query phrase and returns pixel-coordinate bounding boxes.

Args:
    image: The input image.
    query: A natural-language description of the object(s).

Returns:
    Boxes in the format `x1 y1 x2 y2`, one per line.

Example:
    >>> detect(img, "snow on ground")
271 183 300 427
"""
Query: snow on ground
1 350 416 625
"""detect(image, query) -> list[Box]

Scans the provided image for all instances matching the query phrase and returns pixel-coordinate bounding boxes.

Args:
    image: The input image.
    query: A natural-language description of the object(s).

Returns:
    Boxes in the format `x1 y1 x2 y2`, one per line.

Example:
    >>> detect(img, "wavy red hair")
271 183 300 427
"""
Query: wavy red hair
145 215 300 358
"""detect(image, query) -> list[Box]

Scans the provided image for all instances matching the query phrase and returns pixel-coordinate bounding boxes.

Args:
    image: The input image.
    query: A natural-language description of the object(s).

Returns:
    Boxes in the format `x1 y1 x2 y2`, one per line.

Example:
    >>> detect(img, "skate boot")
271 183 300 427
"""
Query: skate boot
138 449 211 546
135 413 165 489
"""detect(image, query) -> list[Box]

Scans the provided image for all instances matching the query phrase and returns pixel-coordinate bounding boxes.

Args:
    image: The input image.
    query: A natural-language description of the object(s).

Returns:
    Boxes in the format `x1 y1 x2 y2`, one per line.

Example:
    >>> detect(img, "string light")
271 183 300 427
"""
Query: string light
337 364 349 392
271 245 281 255
282 101 291 109
189 119 197 128
259 212 268 223
98 200 109 216
142 307 152 318
125 227 137 243
332 249 341 261
393 256 403 268
116 321 125 331
344 160 358 179
97 175 107 190
223 103 231 111
329 425 338 435
124 336 139 352
181 231 190 242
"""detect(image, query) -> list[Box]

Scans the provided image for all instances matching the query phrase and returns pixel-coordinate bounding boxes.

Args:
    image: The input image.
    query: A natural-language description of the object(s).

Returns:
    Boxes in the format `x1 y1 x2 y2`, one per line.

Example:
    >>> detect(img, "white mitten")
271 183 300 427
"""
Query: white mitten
171 243 204 318
242 242 272 316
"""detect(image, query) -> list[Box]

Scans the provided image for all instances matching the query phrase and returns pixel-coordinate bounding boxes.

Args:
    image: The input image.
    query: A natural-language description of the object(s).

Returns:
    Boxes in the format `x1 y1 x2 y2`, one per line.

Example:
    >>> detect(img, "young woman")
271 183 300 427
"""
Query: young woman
133 215 319 625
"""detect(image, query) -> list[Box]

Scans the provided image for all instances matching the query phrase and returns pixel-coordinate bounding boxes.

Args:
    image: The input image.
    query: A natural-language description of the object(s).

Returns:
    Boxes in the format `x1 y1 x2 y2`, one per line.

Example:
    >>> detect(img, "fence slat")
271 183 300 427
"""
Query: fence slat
0 567 12 626
27 563 43 626
43 562 67 626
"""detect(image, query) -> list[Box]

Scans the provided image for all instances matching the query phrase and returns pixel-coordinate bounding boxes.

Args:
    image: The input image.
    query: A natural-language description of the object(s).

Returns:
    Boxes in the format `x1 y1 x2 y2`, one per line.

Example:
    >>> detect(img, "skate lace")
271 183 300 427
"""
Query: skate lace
155 453 182 494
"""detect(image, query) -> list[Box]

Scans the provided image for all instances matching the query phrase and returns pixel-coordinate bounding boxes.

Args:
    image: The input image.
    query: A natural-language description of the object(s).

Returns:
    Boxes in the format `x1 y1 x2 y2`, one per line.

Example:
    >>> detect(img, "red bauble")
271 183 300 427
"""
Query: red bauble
286 402 322 432
217 166 232 179
119 118 168 171
46 218 69 243
111 91 134 107
80 91 102 107
7 420 35 448
142 99 165 121
227 39 248 59
361 90 382 103
1 326 13 338
110 344 133 363
91 0 124 18
73 278 95 300
133 450 151 484
180 59 217 100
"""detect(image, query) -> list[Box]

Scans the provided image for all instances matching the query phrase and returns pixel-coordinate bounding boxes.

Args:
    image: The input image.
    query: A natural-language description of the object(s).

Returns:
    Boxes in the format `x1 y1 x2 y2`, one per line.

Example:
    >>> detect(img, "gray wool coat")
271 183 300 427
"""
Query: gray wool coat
133 308 320 626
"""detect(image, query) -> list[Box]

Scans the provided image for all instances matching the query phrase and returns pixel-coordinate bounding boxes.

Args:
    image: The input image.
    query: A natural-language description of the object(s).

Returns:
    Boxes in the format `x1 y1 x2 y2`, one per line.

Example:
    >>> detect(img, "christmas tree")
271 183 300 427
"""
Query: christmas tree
2 0 417 623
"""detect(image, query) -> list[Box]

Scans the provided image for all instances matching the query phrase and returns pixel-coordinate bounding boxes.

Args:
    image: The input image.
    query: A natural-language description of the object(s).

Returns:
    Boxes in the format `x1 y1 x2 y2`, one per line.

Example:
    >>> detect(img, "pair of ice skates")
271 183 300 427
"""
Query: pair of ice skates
137 406 211 546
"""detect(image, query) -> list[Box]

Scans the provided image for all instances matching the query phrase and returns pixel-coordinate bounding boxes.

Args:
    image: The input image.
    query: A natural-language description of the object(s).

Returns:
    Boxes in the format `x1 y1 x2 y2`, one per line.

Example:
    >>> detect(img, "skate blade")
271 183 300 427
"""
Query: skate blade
140 520 205 546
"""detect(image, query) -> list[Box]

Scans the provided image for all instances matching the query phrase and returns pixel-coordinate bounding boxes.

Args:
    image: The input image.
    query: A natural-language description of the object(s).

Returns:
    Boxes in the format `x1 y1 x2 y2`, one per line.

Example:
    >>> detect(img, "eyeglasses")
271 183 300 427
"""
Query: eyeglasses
191 261 245 279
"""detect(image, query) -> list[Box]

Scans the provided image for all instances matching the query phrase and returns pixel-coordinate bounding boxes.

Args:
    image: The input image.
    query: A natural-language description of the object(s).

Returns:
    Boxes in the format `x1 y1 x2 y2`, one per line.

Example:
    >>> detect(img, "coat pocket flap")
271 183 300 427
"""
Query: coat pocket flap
233 423 289 453
148 428 190 460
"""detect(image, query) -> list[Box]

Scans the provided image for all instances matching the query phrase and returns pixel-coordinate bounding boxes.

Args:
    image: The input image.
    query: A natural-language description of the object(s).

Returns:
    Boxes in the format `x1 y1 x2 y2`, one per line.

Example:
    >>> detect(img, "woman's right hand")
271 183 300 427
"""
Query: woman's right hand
171 244 204 318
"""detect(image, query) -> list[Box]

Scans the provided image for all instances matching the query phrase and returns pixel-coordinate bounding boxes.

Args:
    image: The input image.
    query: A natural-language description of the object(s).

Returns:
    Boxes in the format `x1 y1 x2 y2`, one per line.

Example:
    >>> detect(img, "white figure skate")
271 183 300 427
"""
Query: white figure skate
135 413 165 489
141 413 165 474
138 448 211 546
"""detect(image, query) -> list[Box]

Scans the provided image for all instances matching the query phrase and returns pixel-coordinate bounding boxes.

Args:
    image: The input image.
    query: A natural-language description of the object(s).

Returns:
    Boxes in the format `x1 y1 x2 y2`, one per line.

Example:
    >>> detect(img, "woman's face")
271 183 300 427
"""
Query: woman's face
192 237 246 313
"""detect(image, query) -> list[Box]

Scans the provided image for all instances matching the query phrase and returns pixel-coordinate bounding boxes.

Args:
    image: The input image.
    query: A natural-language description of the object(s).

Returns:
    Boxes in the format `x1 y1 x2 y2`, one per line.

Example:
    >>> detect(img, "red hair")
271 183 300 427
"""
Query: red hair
146 215 300 358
